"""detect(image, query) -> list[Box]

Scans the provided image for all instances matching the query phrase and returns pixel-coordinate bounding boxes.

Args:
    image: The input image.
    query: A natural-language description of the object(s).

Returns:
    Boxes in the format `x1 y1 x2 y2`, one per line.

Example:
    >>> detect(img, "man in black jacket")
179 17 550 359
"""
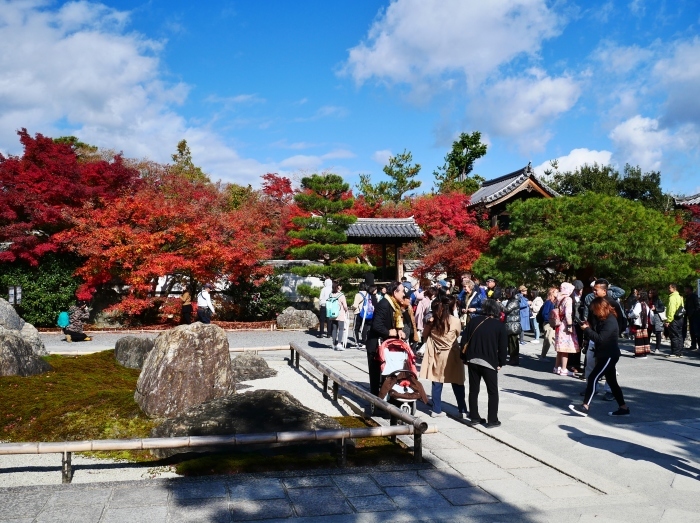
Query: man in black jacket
366 281 406 396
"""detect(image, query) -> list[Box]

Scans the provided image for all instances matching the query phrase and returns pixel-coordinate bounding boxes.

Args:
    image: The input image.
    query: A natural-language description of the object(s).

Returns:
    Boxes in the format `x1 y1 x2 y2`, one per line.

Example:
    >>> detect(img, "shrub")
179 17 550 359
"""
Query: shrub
223 275 289 321
0 254 81 327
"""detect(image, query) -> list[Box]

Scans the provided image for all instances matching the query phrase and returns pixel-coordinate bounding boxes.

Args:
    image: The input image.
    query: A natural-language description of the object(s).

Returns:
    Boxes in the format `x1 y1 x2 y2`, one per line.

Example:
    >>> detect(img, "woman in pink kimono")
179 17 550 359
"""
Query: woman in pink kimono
554 281 579 376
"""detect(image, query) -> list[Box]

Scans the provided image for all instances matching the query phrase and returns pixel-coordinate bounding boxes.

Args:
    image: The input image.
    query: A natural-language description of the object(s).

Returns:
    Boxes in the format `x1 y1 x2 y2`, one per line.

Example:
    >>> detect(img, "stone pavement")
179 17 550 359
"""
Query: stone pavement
2 329 698 521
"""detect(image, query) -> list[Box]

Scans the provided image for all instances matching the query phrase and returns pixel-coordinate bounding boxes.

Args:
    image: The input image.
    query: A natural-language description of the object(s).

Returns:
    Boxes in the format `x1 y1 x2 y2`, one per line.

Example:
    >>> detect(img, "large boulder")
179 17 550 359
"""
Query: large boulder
20 323 47 356
135 323 235 418
231 352 277 382
276 306 319 330
150 389 342 458
115 336 154 369
0 298 24 331
0 329 52 376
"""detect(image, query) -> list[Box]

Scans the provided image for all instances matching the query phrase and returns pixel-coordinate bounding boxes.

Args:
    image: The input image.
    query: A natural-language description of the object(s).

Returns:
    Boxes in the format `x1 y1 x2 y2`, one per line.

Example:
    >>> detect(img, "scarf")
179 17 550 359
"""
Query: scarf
387 295 404 330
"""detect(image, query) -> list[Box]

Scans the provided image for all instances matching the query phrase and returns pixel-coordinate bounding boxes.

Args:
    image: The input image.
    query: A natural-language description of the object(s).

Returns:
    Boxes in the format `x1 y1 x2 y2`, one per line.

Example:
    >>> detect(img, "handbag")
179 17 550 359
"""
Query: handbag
658 311 667 322
674 306 686 321
460 317 489 362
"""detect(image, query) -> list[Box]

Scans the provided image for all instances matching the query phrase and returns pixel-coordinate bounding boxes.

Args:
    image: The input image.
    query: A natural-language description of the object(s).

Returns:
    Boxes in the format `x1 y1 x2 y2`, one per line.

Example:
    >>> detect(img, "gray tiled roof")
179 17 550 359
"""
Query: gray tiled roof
469 164 559 206
346 218 423 239
674 193 700 207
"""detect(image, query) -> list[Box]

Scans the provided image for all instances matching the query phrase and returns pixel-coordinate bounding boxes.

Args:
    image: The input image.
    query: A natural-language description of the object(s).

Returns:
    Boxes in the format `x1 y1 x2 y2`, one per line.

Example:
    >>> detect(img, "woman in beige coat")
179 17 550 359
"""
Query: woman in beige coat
419 295 467 418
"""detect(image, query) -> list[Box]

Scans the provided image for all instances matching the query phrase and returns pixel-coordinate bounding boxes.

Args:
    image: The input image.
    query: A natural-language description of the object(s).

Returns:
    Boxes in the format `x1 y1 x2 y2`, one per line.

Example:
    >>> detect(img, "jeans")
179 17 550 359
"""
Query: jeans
531 317 540 340
431 382 467 414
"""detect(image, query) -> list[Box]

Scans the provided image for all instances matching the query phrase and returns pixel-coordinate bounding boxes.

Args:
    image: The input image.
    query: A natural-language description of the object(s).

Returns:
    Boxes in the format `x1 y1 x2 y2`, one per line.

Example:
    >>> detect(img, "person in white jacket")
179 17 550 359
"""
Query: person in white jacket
318 278 332 338
197 283 216 324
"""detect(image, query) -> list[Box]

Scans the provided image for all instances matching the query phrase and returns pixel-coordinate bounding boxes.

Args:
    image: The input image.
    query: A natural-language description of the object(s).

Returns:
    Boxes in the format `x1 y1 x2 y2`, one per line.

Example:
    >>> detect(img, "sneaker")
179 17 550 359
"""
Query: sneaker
569 404 589 417
609 407 630 416
335 343 345 351
84 337 92 341
485 420 502 428
458 411 468 420
467 417 485 426
430 411 446 418
558 369 574 377
602 392 615 401
635 356 647 359
530 339 540 344
666 354 680 358
553 367 561 374
65 334 72 342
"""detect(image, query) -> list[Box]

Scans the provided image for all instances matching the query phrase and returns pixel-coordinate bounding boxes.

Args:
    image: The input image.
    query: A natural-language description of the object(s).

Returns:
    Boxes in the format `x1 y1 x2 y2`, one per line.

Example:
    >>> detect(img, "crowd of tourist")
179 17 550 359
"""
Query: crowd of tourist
316 272 700 426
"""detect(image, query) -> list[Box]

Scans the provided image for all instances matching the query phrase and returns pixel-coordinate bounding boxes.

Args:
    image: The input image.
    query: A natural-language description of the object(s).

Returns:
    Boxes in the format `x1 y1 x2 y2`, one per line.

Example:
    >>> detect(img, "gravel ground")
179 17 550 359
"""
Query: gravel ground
1 331 349 488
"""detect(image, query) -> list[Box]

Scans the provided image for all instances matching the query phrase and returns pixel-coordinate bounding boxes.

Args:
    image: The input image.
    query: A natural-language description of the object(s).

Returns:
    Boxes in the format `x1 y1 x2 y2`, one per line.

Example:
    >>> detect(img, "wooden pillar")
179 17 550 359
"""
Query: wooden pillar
382 243 387 280
395 244 403 281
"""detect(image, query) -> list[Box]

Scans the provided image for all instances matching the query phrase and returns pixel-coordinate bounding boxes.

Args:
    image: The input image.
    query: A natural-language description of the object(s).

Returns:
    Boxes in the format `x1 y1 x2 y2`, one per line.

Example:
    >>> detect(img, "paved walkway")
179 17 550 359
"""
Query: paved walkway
1 330 699 521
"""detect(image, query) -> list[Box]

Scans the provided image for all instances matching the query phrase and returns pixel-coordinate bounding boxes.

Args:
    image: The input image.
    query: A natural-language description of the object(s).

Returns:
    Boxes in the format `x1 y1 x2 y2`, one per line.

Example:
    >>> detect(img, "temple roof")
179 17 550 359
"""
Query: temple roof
674 193 700 207
469 164 559 207
346 217 423 242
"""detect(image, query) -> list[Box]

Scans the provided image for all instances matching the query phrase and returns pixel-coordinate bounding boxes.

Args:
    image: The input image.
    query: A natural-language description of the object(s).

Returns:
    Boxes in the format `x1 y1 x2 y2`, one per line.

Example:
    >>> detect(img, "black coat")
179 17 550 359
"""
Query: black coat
584 314 620 359
366 298 398 353
460 315 507 369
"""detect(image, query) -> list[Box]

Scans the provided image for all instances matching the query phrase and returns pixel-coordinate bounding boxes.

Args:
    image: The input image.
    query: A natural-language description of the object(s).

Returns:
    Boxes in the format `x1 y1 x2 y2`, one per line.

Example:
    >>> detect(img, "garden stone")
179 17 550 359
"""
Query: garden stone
231 352 277 382
0 328 52 376
115 336 154 369
135 323 235 418
20 322 47 356
276 306 319 330
0 298 24 331
150 389 343 458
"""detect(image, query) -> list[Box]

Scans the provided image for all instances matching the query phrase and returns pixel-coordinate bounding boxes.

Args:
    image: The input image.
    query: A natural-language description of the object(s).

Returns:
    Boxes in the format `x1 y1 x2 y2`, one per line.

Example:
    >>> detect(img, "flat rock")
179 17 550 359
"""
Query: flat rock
135 323 235 418
231 352 277 382
0 298 24 331
20 322 47 356
150 389 342 458
276 307 319 330
0 329 52 376
115 336 154 369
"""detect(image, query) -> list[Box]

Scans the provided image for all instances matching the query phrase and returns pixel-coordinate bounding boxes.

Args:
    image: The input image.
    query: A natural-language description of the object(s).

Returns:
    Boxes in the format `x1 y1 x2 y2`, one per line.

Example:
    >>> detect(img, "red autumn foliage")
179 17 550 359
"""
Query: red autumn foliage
0 129 140 265
56 172 272 314
346 191 493 278
259 173 306 257
681 205 700 254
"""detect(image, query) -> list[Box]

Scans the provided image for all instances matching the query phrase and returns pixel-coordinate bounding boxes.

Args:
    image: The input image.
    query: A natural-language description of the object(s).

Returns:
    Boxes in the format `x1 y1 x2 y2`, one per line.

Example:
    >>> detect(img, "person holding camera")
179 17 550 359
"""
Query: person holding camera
64 301 92 342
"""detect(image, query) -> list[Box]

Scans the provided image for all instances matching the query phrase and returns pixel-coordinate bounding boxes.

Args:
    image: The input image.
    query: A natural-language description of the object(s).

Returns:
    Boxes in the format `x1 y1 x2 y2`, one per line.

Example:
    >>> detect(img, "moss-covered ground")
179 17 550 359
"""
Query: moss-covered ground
0 352 412 473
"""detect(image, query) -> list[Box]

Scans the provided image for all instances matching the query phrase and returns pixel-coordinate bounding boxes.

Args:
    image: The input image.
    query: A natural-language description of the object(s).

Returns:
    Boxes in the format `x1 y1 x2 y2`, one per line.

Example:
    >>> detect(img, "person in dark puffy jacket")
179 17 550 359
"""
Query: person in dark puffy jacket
648 289 666 353
502 287 522 366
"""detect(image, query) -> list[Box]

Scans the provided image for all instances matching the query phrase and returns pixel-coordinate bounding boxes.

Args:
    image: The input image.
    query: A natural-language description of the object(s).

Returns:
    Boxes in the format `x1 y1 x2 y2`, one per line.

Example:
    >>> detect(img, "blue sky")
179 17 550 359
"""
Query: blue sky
1 0 699 196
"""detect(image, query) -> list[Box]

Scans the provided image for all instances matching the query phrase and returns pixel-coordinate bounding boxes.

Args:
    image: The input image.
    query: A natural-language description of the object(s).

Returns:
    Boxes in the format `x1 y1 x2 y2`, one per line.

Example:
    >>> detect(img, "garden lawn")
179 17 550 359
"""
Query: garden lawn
0 351 156 454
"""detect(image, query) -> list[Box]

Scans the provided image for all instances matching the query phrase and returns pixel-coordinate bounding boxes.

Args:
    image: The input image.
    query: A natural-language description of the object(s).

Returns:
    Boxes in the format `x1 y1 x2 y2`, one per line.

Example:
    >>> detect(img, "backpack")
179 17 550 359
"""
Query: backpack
548 307 561 329
326 293 343 319
359 292 374 319
675 306 686 321
57 311 70 328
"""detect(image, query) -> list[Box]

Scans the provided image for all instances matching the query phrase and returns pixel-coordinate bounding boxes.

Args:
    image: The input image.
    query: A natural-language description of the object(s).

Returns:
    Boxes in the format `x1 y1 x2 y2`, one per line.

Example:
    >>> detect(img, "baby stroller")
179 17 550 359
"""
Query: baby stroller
377 338 428 417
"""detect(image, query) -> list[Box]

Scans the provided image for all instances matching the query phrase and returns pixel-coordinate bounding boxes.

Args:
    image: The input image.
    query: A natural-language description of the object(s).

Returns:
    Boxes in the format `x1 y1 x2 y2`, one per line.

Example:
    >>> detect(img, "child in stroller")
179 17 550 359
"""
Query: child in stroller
377 338 428 416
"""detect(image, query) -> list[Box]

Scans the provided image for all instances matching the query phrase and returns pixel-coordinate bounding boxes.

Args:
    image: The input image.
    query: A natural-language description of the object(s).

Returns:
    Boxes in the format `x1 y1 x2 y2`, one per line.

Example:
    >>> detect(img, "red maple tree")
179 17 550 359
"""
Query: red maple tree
0 129 140 265
56 172 272 315
680 205 700 254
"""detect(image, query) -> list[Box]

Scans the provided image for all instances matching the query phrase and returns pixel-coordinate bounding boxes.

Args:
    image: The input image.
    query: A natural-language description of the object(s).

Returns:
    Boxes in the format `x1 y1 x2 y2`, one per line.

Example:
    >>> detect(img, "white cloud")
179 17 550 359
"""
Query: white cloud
0 0 271 185
270 139 320 150
205 94 266 107
653 37 700 127
343 0 563 89
372 149 392 165
609 115 700 175
533 148 613 176
471 72 581 151
279 149 356 171
592 42 654 74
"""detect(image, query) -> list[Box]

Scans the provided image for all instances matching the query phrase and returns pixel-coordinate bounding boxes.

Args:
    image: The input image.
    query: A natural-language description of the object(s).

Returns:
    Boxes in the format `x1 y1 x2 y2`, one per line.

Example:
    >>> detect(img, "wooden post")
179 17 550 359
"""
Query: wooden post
295 351 300 369
323 374 329 394
332 381 339 402
395 244 403 281
61 451 72 483
382 243 387 281
389 414 397 443
413 432 422 463
289 347 294 366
